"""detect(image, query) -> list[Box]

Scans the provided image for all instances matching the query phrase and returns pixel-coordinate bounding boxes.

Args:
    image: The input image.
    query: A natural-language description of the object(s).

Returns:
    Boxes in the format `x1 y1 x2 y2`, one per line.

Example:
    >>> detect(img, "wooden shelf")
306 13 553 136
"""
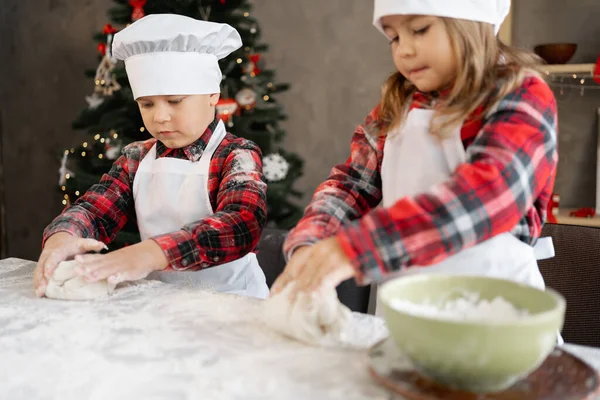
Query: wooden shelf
555 208 600 228
542 64 595 75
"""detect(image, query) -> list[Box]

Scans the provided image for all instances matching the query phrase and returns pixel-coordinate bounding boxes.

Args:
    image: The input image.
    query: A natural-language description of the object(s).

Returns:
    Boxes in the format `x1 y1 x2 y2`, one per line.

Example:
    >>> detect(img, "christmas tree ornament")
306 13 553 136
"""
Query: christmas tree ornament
58 152 75 186
102 24 117 35
129 0 147 21
105 142 122 160
97 43 107 55
235 88 257 110
85 93 104 109
216 98 239 122
94 55 121 96
93 33 120 96
263 153 289 182
248 54 262 75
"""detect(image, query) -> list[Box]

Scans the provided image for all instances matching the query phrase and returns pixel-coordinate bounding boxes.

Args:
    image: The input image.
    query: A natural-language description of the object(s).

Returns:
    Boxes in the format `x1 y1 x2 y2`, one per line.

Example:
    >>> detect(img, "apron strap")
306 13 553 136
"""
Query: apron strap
533 236 554 260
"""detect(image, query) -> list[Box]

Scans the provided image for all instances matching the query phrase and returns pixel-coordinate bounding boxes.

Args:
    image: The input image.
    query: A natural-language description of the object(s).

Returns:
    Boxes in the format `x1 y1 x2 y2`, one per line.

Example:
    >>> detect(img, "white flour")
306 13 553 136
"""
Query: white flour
389 290 530 322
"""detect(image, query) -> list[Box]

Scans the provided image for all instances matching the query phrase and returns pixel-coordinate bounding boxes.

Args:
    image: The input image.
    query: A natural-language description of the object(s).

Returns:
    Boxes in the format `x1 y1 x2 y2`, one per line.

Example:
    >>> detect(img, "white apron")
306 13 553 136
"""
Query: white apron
371 108 561 343
132 120 269 299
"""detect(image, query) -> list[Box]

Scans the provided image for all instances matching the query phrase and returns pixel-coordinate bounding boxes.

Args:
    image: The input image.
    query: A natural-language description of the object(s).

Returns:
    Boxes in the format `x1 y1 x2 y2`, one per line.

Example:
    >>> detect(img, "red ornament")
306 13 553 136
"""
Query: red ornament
216 98 239 123
102 23 117 35
97 43 107 55
129 0 147 21
248 54 262 75
219 0 226 3
547 193 559 224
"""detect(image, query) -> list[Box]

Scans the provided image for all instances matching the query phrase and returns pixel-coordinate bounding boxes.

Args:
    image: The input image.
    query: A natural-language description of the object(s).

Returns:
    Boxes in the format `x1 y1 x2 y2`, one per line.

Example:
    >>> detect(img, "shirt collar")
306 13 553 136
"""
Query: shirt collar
155 116 220 162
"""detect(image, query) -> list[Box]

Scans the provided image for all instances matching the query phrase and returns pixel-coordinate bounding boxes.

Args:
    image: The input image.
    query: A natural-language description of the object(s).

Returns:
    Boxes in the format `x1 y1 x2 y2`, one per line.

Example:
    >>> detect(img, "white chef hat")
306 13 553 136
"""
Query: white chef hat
112 14 242 99
373 0 511 36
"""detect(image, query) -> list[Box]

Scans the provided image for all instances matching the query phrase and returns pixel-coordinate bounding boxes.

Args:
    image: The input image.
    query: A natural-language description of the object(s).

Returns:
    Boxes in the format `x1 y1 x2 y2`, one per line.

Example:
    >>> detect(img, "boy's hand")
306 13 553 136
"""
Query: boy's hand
34 233 107 297
73 239 169 286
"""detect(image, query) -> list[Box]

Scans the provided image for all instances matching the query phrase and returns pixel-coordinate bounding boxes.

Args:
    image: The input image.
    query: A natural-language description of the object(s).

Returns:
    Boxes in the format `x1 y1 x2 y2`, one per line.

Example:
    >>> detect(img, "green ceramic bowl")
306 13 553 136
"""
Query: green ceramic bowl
378 274 566 393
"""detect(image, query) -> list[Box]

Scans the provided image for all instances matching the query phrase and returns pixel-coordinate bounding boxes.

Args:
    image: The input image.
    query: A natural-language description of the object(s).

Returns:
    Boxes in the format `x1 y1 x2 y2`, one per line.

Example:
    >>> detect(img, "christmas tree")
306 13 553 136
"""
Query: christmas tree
58 0 304 248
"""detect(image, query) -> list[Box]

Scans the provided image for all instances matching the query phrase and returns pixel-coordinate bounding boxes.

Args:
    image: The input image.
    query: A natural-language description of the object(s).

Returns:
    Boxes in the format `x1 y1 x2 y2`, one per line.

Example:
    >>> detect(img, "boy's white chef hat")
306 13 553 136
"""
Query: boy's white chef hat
112 14 242 99
373 0 511 36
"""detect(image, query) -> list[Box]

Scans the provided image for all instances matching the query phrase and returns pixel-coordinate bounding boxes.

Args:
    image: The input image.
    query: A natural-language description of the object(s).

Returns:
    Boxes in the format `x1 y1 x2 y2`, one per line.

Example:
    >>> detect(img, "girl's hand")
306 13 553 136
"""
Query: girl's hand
271 237 356 297
73 239 169 286
34 233 107 297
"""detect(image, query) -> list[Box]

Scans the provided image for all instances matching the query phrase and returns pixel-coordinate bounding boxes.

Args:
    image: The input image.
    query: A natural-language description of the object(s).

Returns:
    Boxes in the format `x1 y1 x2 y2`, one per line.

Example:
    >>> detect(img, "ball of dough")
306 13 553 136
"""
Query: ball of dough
262 282 352 346
45 260 116 300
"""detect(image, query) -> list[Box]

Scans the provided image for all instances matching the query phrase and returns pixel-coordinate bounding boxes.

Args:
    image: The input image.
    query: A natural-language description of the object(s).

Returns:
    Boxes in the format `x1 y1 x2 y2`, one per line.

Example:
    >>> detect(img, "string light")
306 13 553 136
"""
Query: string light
263 95 270 101
140 127 145 132
81 151 86 156
75 191 80 196
70 148 75 153
65 174 71 179
64 150 69 155
64 194 69 200
113 132 119 138
82 142 88 148
94 134 101 140
98 154 104 159
100 138 105 143
236 58 243 64
267 82 274 88
244 12 249 17
61 186 66 191
62 200 67 205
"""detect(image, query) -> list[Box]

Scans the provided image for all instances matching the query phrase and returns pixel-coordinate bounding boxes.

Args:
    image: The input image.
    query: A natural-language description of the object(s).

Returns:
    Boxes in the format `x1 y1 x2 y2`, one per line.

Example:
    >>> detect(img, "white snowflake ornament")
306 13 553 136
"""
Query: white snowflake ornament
263 153 289 182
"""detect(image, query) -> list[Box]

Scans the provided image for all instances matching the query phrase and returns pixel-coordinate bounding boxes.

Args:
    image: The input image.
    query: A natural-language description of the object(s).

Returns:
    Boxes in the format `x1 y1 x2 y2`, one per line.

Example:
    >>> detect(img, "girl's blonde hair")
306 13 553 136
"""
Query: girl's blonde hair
378 18 543 137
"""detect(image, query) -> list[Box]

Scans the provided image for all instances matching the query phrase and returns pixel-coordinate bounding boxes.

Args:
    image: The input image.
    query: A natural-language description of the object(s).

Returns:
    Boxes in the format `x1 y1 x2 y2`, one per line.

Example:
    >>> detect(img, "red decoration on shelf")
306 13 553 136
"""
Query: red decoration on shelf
97 43 107 55
216 98 239 123
569 207 596 218
547 193 559 223
102 24 117 35
129 0 147 21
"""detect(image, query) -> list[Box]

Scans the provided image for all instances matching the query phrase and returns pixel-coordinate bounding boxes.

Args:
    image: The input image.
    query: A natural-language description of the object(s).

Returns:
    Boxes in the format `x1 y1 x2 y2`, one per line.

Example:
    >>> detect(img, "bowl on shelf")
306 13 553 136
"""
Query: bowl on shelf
534 43 577 64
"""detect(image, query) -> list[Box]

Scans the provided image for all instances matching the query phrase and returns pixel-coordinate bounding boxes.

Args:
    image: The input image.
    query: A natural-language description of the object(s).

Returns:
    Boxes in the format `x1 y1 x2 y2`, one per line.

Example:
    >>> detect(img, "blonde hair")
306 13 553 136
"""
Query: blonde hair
378 18 543 137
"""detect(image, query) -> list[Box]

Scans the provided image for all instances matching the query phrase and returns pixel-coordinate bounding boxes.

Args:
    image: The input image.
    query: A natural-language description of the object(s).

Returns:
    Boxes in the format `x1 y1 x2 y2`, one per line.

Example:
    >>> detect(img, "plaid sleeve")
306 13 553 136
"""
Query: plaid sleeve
283 107 384 259
337 76 558 285
151 139 268 271
42 141 149 246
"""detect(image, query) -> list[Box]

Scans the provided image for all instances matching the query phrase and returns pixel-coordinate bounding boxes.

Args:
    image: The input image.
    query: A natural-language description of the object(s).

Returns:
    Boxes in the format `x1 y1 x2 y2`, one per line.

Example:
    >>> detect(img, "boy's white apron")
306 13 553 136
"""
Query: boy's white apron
132 120 269 299
370 108 560 342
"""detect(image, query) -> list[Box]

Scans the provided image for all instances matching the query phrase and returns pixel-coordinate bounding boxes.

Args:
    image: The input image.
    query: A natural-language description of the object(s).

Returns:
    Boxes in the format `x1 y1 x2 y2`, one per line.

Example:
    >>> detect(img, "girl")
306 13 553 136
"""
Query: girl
34 15 269 299
272 0 558 311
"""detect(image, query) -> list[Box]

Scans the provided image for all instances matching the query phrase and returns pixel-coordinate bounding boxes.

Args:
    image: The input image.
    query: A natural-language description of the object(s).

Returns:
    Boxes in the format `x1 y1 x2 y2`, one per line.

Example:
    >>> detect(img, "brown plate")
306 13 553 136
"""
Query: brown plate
369 337 600 400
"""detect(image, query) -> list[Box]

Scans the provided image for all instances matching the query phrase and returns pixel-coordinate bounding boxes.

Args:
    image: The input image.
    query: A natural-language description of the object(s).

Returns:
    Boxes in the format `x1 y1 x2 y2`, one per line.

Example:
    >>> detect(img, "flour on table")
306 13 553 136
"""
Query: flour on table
261 282 356 347
389 290 529 322
45 260 116 301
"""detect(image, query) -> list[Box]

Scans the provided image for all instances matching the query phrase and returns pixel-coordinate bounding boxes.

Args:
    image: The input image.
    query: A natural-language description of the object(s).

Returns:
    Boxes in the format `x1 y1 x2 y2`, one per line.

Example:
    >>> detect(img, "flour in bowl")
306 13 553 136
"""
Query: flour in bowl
389 290 530 322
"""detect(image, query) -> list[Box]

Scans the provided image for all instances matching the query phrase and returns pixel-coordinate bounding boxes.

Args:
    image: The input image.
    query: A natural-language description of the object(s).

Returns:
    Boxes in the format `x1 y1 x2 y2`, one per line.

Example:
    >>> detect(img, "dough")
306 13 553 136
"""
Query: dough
45 260 116 300
261 282 352 346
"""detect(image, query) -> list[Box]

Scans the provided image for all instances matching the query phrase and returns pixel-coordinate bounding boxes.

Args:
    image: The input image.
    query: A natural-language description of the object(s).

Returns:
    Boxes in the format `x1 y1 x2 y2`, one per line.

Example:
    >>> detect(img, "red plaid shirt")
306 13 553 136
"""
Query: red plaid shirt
44 118 267 271
284 76 558 285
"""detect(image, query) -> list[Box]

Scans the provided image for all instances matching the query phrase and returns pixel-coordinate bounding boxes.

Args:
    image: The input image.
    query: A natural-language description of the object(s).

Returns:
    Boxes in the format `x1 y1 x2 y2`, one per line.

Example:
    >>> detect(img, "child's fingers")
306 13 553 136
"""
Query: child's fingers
270 272 292 296
33 265 48 297
75 238 107 254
